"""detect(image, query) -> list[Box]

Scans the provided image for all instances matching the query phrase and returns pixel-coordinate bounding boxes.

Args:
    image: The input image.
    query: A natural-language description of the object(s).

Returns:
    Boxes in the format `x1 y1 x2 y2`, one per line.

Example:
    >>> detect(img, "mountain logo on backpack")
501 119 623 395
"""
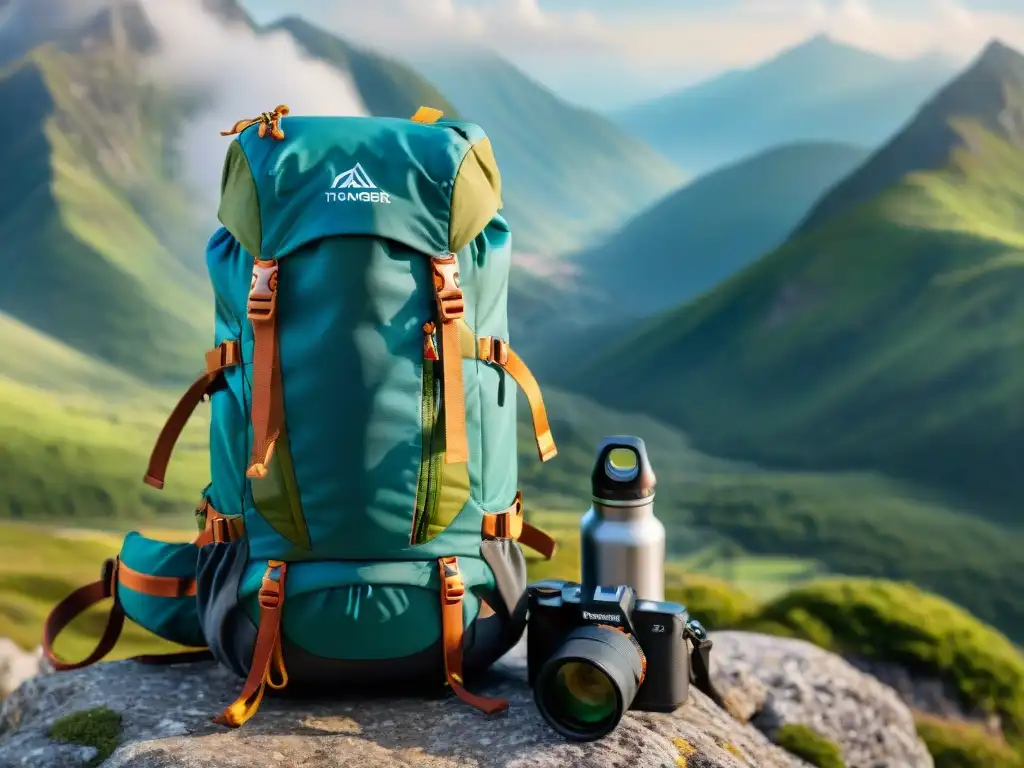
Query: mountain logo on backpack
326 163 392 204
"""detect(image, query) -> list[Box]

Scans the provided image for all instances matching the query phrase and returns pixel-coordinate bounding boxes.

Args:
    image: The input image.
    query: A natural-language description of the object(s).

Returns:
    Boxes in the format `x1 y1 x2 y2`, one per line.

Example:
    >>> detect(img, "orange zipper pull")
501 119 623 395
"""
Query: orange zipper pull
423 322 439 361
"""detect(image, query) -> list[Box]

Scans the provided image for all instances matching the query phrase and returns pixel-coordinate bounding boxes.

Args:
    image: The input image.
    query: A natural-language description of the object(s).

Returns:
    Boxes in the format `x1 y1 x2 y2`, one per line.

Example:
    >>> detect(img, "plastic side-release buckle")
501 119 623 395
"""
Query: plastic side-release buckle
248 260 279 321
258 560 286 609
440 556 465 603
431 254 464 322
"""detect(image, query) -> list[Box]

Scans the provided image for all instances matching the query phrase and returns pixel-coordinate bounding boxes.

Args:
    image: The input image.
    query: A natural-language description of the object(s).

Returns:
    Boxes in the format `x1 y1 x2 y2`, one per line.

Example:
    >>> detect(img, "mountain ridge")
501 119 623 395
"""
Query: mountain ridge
612 34 955 175
568 39 1024 522
415 50 687 254
796 38 1024 234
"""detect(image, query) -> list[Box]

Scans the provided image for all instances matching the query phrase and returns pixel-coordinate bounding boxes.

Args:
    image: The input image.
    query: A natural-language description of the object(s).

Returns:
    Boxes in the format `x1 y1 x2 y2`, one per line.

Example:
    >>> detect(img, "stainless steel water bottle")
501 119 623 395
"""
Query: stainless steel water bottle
580 436 666 600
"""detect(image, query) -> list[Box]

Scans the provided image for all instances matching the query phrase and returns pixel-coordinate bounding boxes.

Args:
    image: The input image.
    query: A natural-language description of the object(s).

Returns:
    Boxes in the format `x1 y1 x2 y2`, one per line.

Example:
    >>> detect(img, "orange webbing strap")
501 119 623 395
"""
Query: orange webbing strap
43 558 200 672
480 491 558 560
143 340 240 490
193 498 246 547
438 557 508 715
213 561 289 728
432 254 469 465
476 335 557 462
220 104 290 140
246 259 283 479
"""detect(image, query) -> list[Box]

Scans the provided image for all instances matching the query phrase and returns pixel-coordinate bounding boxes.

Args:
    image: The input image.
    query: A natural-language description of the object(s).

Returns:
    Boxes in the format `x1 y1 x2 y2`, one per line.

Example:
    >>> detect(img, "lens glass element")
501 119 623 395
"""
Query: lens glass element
549 660 618 726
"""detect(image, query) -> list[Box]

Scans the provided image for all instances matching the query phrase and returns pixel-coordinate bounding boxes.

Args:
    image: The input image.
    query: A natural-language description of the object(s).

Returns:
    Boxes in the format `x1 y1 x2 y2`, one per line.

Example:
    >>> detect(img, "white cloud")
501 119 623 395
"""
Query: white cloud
276 0 1024 105
138 0 367 205
312 0 616 57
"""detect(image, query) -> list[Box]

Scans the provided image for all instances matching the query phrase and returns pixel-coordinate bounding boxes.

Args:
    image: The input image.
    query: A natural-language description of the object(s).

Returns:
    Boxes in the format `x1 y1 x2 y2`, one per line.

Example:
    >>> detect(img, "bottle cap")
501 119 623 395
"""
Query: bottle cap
591 435 656 505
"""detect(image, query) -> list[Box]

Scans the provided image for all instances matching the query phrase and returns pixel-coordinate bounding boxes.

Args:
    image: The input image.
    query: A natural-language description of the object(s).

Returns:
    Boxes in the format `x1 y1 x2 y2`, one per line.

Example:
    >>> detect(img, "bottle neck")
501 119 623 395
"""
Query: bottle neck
592 499 655 521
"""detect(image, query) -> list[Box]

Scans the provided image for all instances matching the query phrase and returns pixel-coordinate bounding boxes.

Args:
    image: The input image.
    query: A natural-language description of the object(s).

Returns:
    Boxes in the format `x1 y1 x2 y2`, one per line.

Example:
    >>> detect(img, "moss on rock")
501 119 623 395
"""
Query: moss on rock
916 713 1024 768
774 723 846 768
48 706 121 767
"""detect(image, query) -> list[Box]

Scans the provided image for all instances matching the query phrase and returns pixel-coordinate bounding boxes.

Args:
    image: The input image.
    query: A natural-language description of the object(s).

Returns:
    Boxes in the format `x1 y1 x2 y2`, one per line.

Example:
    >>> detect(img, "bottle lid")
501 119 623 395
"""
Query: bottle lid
591 435 656 505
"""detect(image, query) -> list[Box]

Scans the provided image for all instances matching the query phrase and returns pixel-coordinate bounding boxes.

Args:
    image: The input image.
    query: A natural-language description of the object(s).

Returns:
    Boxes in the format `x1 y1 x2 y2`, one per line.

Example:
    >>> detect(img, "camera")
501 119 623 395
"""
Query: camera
527 579 710 741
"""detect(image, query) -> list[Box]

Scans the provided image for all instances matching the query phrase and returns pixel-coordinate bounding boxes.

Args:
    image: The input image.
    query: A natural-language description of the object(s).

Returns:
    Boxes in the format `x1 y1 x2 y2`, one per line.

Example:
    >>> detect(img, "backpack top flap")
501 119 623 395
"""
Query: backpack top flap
217 115 503 260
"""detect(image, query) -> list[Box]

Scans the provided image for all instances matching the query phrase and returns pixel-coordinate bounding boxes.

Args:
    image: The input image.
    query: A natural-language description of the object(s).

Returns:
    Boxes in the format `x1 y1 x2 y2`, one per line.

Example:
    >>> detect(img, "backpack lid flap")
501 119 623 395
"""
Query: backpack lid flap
217 115 502 260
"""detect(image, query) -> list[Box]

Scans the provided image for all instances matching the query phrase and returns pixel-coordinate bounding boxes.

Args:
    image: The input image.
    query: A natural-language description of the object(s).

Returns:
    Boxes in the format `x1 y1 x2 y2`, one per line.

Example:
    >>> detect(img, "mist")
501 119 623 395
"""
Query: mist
1 0 369 208
138 0 368 207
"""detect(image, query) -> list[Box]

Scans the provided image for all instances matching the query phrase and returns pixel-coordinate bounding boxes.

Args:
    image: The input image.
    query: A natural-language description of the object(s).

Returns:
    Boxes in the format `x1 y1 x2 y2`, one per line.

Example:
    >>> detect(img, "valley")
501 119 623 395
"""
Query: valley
1 0 1023 675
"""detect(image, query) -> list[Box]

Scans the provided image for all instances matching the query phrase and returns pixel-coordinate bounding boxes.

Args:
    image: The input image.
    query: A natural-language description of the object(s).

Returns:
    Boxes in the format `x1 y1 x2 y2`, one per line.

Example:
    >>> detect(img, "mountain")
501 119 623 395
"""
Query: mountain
415 51 686 255
264 16 458 120
796 40 1024 234
568 40 1024 523
562 141 870 320
613 35 955 176
0 38 211 382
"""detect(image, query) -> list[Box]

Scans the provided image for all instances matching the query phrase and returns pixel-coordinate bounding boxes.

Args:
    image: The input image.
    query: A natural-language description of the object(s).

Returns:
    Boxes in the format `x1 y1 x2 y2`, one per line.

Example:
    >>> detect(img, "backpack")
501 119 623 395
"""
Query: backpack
41 105 559 728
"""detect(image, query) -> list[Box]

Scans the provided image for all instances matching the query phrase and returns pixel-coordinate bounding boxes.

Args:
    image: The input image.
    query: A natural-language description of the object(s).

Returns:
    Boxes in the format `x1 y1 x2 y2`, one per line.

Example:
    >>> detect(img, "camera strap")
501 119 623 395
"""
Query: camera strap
685 624 725 708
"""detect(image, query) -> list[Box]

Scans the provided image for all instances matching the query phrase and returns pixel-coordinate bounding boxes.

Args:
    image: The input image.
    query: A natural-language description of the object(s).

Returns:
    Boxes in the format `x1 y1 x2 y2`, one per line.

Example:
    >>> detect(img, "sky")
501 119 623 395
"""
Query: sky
241 0 1024 108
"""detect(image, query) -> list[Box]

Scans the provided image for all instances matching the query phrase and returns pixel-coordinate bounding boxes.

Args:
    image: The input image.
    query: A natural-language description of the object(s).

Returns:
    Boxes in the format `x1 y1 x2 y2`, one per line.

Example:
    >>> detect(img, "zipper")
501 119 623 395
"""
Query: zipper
412 323 443 543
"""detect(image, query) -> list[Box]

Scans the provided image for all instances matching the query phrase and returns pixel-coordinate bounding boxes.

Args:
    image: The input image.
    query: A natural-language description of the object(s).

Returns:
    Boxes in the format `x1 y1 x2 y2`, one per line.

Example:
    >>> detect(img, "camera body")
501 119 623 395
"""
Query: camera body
527 579 691 712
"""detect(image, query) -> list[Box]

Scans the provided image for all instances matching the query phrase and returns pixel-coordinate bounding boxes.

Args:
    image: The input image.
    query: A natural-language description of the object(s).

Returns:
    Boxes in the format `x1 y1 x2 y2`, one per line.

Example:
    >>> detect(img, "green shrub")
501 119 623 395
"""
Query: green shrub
48 706 121 767
665 573 758 628
745 579 1024 740
916 714 1024 768
774 724 846 768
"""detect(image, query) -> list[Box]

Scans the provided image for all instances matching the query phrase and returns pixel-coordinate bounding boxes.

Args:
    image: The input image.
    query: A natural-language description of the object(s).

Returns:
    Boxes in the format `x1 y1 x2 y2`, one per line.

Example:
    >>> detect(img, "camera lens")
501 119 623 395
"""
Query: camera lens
534 625 645 741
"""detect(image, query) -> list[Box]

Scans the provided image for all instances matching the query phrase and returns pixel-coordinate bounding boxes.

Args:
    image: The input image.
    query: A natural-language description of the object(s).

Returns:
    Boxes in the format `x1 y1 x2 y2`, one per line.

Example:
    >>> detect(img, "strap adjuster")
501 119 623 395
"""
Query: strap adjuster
431 254 464 322
440 556 465 603
258 562 285 609
100 558 118 599
248 260 279 321
212 517 230 544
479 337 509 366
490 492 523 539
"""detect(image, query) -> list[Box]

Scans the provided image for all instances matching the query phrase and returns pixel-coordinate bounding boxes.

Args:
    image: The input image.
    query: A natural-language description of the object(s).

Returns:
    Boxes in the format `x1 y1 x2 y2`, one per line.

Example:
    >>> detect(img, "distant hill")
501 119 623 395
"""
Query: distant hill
562 141 870 320
0 41 212 382
264 16 458 121
613 35 954 175
570 39 1024 523
415 51 687 255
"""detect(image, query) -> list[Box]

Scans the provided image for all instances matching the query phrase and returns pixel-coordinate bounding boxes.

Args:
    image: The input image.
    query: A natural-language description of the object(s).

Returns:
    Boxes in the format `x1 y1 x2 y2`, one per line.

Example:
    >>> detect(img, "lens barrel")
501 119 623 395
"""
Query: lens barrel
533 624 645 741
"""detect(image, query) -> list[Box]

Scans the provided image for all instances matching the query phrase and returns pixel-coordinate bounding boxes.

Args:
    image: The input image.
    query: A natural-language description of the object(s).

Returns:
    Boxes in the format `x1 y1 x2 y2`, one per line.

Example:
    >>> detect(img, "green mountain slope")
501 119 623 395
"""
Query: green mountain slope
415 51 686 254
0 43 211 383
265 16 458 120
564 141 870 319
571 40 1024 523
0 312 206 520
613 35 953 175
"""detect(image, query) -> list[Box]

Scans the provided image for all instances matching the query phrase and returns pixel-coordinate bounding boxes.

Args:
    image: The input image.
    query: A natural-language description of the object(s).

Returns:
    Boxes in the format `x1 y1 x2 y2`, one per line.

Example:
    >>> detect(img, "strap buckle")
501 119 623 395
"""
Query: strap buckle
479 337 509 367
212 517 230 544
491 492 523 539
431 254 464 322
100 557 118 599
440 556 465 603
248 260 279 321
258 561 285 609
205 341 240 373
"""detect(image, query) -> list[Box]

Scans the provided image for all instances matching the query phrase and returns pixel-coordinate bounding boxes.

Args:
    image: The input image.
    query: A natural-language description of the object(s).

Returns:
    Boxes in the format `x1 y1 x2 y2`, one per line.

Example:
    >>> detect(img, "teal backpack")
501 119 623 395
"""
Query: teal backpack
42 105 559 727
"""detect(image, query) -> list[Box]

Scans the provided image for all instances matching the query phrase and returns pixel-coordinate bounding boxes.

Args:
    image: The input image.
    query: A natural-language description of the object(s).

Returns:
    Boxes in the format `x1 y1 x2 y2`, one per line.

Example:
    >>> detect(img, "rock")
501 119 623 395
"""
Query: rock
847 656 1003 736
0 638 806 768
0 641 45 701
709 631 934 768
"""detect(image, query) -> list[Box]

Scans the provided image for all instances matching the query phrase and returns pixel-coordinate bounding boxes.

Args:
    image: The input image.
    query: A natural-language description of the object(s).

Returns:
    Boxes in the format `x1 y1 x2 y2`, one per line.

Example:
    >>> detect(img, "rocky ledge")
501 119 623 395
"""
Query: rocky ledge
0 632 932 767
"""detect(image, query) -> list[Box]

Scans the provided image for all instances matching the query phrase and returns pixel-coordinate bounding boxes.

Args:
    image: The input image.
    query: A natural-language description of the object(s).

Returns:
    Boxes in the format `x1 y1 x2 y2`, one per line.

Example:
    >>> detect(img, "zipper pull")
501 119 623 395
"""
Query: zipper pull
423 322 439 361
